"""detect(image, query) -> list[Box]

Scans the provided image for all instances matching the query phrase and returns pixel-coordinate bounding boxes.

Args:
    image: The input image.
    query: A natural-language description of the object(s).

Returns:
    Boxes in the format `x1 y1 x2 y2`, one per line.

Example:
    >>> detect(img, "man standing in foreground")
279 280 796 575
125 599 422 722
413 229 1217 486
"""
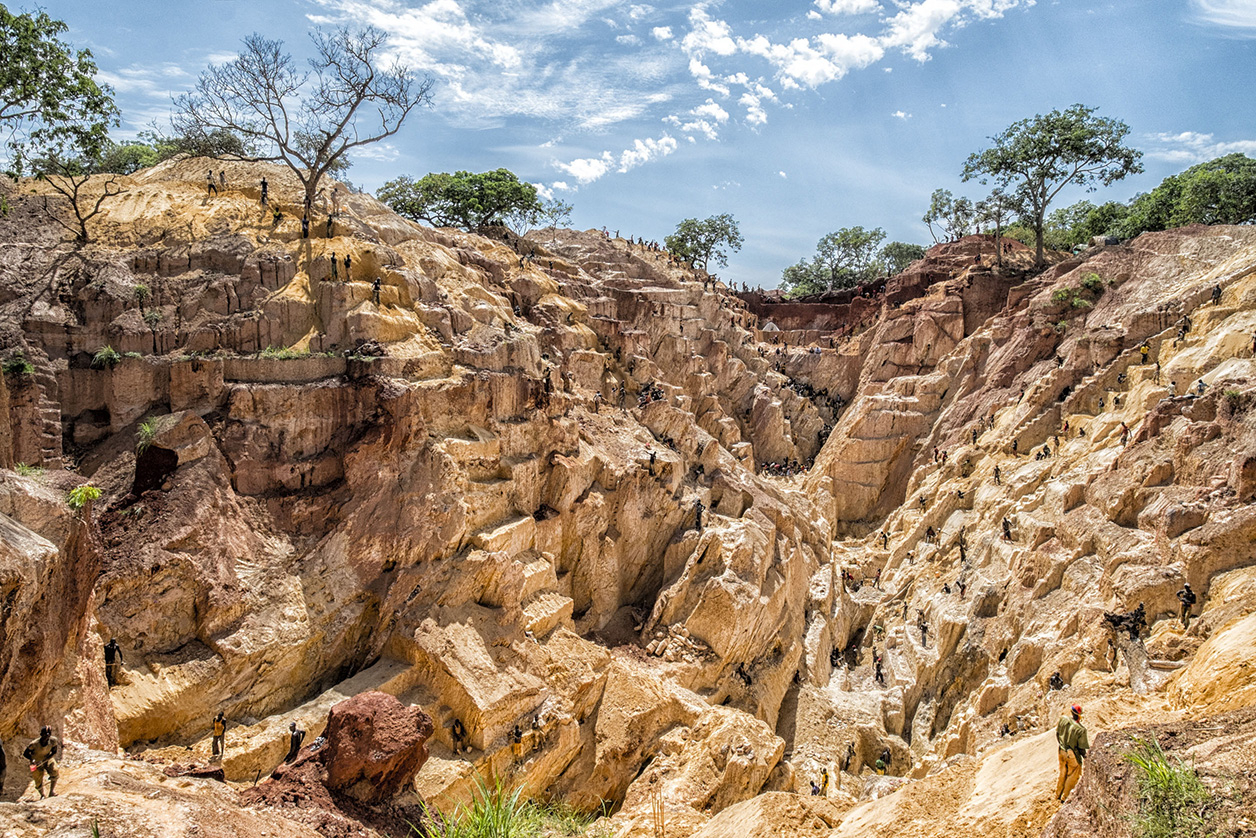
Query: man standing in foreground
1055 704 1088 802
23 727 59 799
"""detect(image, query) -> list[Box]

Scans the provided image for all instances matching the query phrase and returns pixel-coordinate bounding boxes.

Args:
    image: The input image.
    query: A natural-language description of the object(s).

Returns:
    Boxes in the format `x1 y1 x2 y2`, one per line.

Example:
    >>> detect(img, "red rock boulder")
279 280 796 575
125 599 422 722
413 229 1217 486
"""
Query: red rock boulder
323 690 434 804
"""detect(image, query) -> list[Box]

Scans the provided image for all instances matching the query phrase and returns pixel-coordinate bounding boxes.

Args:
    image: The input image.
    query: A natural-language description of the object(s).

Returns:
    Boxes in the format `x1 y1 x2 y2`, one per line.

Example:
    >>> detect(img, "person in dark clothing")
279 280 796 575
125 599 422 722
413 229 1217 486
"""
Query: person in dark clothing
830 647 841 668
694 500 704 531
0 735 6 797
104 637 122 688
260 177 268 206
993 465 1001 485
1212 283 1222 305
206 170 217 197
301 215 310 239
918 618 928 647
372 275 381 305
284 722 305 763
874 657 884 684
1002 517 1012 541
343 254 351 277
1176 583 1197 630
451 718 467 755
1049 671 1065 691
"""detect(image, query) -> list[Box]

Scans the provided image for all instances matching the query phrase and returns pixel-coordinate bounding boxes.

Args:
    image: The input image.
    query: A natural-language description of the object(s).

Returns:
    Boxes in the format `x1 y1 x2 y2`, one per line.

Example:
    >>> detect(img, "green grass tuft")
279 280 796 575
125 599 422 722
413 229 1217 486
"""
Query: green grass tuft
92 345 122 369
1125 736 1215 838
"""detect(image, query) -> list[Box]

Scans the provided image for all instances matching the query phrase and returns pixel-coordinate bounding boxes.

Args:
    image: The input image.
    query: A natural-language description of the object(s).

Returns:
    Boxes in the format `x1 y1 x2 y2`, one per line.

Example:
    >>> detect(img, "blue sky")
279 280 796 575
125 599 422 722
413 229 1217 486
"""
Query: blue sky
44 0 1256 287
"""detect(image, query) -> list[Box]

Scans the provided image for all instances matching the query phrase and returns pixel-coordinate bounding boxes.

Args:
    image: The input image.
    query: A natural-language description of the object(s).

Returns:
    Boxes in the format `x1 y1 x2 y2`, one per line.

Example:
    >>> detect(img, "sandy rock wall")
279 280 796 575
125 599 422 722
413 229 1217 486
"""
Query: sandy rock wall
3 160 1256 838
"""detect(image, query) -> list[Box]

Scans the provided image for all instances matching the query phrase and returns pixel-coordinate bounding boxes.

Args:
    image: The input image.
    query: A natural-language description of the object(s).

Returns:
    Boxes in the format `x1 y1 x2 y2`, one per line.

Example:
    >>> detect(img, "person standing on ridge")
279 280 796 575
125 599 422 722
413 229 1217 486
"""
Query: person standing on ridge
260 177 268 207
206 169 217 197
1055 704 1088 802
23 726 59 799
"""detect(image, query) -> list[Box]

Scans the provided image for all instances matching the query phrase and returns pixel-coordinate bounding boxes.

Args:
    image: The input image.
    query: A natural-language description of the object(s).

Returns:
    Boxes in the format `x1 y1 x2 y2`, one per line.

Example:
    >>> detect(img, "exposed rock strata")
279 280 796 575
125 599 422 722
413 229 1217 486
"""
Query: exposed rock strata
0 160 1255 838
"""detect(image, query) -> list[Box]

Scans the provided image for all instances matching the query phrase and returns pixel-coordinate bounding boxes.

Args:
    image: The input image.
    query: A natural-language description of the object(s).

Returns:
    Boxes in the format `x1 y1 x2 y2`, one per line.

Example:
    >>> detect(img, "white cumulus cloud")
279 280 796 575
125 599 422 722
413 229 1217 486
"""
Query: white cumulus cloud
879 0 1031 63
681 6 738 56
652 26 674 40
555 152 615 184
814 0 881 14
738 32 884 87
892 110 912 119
1145 131 1256 163
618 135 679 171
1189 0 1256 33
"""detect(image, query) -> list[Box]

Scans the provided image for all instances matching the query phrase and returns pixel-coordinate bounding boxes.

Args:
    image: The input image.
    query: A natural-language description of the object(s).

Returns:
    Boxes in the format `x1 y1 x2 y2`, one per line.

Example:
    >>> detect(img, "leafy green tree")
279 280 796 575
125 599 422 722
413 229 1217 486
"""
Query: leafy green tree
923 189 975 243
664 213 742 272
379 169 542 231
1120 153 1256 238
1042 199 1130 251
1 5 118 217
96 139 159 175
975 187 1025 266
780 226 887 296
881 241 926 275
0 6 116 159
962 104 1143 267
175 26 433 211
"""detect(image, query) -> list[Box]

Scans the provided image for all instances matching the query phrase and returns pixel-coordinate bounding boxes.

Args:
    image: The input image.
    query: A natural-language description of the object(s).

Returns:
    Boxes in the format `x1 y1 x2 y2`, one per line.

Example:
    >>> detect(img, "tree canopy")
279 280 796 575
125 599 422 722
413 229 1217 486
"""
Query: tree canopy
664 214 743 272
922 189 974 244
780 228 924 297
1119 153 1256 236
174 26 433 209
378 169 542 231
881 241 927 275
0 4 116 168
962 104 1143 266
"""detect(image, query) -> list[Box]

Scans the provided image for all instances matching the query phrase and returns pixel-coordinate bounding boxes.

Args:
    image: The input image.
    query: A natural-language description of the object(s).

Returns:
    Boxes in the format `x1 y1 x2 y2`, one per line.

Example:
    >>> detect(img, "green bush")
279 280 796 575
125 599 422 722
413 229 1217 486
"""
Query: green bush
1051 288 1073 304
15 463 44 478
66 484 102 511
1072 297 1093 309
124 351 143 359
3 352 35 377
133 283 151 307
92 345 122 369
1080 273 1105 294
143 309 162 327
1126 736 1214 838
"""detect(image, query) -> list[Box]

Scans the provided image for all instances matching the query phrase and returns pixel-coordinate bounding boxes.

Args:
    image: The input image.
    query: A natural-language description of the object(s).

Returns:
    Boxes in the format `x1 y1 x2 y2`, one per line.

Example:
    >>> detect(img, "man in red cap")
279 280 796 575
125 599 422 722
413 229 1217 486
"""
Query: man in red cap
1055 704 1089 802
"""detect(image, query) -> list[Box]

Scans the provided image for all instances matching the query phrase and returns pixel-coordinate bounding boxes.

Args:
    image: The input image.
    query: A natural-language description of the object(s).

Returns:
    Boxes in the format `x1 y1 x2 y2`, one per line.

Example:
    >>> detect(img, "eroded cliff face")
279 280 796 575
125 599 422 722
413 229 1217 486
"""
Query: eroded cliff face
1 160 1255 838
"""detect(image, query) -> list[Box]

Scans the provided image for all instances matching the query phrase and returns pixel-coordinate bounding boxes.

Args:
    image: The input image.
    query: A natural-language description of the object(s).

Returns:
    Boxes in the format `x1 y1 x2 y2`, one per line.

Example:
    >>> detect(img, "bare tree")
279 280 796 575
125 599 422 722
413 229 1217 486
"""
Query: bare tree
174 26 433 210
37 158 126 243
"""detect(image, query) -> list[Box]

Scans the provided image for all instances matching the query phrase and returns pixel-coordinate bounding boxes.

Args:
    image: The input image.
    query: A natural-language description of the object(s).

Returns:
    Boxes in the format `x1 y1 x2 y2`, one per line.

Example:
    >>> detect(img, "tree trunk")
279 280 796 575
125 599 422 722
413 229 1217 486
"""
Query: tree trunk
995 220 1003 269
1034 208 1046 269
